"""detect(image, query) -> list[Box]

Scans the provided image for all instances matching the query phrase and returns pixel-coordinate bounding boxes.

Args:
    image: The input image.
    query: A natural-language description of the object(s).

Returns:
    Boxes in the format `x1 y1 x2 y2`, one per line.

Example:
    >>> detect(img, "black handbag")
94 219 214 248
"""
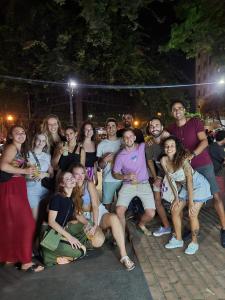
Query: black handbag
0 170 13 183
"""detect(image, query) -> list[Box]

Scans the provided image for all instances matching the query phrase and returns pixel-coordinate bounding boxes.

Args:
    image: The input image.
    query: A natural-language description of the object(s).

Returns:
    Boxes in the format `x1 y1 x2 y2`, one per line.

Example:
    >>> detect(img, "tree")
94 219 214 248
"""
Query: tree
163 0 225 64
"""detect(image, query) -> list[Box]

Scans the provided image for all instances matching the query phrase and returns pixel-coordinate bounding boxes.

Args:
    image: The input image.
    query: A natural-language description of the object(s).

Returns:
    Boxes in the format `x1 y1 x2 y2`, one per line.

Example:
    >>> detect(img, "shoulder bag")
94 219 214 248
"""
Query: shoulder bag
40 204 71 251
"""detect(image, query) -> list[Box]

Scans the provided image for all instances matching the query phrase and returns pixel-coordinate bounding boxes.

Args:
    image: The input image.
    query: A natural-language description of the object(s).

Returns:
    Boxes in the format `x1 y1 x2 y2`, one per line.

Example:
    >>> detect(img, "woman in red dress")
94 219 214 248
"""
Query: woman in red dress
0 125 44 272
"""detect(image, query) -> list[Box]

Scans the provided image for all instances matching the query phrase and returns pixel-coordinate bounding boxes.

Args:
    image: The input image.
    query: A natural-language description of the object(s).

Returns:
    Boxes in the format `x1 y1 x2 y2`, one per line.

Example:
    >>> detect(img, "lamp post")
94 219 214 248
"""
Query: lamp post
67 80 77 126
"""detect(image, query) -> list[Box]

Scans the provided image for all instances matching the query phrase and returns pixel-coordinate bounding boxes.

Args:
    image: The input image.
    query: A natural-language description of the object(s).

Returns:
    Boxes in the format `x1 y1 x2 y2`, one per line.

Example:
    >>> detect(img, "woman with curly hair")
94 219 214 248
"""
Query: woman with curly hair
77 121 98 184
161 136 212 255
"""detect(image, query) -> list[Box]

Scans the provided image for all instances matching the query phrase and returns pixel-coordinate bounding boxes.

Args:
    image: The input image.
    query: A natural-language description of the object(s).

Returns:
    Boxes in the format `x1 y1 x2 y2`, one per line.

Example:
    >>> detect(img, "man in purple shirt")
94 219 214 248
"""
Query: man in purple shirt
168 100 225 247
113 128 155 236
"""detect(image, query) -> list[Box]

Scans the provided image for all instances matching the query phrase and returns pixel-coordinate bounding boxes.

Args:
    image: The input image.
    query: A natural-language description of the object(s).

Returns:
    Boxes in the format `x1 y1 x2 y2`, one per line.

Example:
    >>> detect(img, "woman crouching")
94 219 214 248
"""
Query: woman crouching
71 163 135 271
42 171 92 266
161 136 212 255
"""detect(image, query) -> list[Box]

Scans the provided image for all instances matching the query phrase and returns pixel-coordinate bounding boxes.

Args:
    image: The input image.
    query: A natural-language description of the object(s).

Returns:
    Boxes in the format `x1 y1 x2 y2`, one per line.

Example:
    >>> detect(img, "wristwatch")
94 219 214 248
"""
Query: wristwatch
192 151 197 157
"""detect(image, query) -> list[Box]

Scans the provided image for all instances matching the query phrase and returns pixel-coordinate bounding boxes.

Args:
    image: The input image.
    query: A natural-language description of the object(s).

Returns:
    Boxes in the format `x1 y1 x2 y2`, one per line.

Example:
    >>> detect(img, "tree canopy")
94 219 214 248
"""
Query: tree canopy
164 0 225 64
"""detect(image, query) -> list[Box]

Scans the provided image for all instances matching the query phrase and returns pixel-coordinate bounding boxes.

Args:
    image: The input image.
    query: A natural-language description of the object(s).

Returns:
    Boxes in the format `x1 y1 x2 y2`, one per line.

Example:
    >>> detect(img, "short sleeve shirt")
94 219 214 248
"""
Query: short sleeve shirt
113 143 149 183
49 194 74 226
168 118 212 169
145 143 164 177
97 138 122 182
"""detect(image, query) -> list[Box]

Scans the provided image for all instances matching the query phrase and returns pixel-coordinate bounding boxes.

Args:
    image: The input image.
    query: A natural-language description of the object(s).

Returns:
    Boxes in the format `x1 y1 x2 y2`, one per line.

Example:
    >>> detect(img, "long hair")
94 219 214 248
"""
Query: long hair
6 125 29 159
56 171 78 218
70 163 88 215
41 114 63 146
162 136 189 171
31 132 50 153
77 120 96 143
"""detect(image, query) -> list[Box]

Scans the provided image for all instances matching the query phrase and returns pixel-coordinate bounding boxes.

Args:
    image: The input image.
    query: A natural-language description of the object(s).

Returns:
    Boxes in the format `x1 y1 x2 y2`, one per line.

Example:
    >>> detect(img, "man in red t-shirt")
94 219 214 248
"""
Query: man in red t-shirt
168 100 225 248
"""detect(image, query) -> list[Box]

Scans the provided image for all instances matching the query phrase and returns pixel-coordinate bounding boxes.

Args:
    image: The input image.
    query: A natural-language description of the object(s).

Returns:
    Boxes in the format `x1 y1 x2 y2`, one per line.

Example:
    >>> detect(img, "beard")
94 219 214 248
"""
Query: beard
151 130 163 138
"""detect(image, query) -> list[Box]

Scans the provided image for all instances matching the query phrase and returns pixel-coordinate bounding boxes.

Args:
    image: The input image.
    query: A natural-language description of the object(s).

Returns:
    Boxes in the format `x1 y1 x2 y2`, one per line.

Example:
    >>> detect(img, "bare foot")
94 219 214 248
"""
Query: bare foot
56 257 71 265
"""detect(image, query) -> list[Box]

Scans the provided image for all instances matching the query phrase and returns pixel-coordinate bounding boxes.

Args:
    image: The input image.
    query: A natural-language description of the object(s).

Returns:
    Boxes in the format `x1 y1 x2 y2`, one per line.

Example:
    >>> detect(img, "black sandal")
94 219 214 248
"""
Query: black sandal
20 263 44 273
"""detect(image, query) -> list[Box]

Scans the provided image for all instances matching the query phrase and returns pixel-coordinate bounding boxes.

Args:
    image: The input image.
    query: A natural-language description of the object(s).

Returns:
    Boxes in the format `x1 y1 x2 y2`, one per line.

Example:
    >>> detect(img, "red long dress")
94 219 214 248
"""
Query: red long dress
0 153 35 264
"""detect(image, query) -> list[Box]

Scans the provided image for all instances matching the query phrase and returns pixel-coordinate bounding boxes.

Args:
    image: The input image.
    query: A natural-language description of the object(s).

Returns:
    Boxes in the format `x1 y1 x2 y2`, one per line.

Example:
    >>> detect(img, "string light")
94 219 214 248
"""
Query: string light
0 74 221 90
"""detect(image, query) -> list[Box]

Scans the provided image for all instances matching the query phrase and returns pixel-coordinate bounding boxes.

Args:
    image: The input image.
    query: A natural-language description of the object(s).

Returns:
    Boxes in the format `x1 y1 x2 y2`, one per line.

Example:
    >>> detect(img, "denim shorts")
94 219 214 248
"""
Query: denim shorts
195 164 219 195
102 181 122 204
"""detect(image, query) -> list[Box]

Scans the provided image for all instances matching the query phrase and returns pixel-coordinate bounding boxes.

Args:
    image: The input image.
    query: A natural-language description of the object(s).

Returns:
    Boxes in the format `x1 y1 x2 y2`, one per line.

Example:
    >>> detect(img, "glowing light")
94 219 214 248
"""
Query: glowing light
6 115 14 122
134 120 139 126
88 114 93 119
157 112 162 117
218 79 225 85
68 80 77 88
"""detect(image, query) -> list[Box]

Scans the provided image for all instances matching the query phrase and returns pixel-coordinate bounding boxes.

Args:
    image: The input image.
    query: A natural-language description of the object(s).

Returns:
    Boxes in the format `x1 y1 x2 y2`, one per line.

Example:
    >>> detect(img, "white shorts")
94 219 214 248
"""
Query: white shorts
83 203 108 225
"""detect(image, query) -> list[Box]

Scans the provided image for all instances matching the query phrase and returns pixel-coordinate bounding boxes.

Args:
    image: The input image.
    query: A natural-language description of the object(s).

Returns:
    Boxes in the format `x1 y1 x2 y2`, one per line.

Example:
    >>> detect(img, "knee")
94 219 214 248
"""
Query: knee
145 209 155 219
108 213 119 223
91 227 105 248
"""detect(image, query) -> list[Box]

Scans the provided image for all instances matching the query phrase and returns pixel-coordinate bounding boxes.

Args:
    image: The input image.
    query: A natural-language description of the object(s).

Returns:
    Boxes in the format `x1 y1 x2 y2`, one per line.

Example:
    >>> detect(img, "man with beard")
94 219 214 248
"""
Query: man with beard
146 117 172 236
113 128 155 236
168 100 225 247
117 113 144 144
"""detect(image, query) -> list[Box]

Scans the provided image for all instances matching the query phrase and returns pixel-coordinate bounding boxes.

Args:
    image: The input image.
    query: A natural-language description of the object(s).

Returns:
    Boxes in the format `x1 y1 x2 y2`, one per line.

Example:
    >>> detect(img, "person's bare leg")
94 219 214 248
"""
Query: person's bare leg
189 202 203 243
138 208 155 228
154 191 170 228
171 201 186 240
101 213 127 257
116 206 127 235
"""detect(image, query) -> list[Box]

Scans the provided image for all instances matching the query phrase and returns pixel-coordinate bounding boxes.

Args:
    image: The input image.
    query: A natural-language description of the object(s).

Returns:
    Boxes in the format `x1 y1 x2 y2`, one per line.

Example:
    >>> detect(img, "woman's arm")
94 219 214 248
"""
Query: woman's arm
0 144 34 175
51 143 63 170
48 210 82 249
160 156 179 201
182 159 196 216
80 146 86 166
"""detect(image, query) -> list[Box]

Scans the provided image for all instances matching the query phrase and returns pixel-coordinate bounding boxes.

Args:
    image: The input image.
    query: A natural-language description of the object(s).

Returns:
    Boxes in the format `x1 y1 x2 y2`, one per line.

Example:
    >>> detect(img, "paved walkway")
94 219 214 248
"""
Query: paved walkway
128 207 225 300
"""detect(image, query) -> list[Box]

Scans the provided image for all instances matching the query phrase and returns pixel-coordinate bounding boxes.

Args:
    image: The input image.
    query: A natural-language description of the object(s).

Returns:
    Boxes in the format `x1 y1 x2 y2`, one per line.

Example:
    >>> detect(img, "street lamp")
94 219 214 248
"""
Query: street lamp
67 80 77 126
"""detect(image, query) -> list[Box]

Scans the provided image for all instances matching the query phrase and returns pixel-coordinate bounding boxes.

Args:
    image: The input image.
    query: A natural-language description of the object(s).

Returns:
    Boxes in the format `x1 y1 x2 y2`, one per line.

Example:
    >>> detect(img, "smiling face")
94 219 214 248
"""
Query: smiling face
65 128 77 143
11 126 26 144
84 124 94 139
164 139 177 157
34 134 47 151
60 172 76 189
122 114 133 128
171 102 186 121
148 119 163 137
47 117 59 134
123 130 136 148
106 121 117 137
72 166 86 185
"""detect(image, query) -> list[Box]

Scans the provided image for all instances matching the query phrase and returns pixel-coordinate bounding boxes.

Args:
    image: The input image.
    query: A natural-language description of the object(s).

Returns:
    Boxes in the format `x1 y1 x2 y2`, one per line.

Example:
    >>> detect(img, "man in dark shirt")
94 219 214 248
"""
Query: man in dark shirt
117 113 144 144
209 130 225 198
146 117 171 236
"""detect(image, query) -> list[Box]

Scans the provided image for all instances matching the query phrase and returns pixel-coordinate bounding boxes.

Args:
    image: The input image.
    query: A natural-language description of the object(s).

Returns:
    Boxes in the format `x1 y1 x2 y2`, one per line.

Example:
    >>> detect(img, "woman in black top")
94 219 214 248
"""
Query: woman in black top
41 171 87 266
52 126 85 172
77 121 98 184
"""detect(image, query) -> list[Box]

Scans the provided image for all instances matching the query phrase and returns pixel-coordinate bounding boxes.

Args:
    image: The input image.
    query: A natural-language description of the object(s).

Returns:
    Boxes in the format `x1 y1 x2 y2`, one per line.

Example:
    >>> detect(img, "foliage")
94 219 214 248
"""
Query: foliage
0 0 191 120
162 0 225 63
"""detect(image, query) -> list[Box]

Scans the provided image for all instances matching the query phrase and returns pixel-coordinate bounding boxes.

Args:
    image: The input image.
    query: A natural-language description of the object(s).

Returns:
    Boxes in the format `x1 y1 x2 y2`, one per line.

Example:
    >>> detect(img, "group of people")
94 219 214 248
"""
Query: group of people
0 100 225 274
